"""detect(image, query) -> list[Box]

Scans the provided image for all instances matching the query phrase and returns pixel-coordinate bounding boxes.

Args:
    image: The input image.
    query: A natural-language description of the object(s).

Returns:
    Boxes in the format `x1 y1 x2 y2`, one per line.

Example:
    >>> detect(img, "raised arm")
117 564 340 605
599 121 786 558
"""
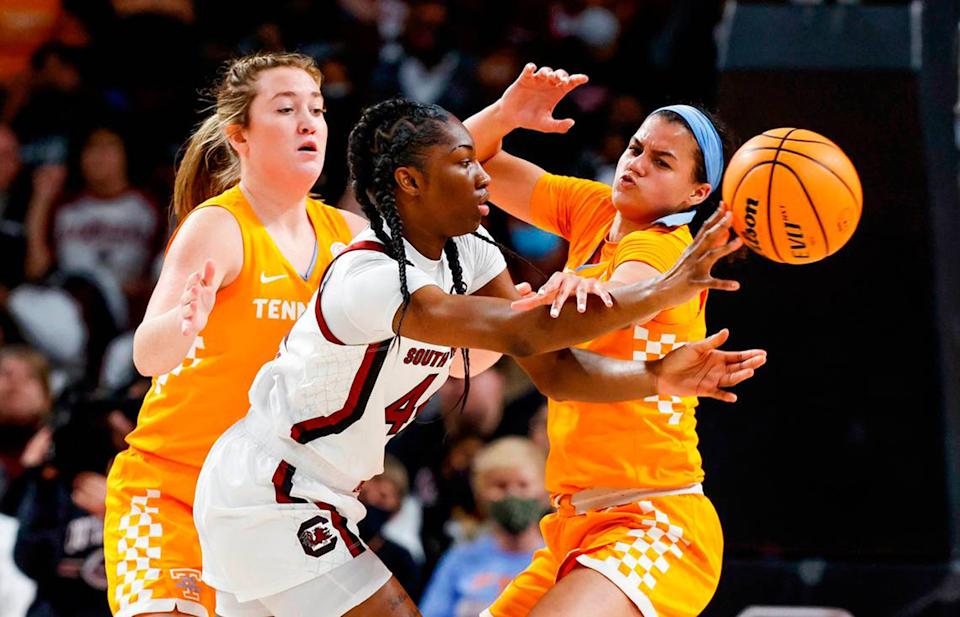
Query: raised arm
463 64 588 223
132 207 242 376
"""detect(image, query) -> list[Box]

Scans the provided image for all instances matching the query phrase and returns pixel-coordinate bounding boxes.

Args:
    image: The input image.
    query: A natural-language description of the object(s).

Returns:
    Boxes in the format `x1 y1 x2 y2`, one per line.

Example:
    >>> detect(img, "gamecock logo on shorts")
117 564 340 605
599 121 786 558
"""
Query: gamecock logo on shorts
298 515 338 557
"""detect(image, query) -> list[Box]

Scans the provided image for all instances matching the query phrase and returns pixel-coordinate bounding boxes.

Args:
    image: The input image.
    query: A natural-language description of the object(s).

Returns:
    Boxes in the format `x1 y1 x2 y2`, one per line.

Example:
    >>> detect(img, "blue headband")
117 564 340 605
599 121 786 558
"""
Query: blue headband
652 104 723 196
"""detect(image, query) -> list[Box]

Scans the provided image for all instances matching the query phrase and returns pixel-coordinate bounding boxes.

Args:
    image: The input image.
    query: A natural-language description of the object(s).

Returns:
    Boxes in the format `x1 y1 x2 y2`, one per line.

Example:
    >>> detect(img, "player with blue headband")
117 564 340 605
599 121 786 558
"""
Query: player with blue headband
463 64 738 617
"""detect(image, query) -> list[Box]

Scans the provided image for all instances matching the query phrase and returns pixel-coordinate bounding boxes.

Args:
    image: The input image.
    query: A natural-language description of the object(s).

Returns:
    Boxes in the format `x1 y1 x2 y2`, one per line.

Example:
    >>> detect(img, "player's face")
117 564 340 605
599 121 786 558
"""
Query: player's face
611 114 710 224
418 118 491 237
476 465 544 507
236 67 328 186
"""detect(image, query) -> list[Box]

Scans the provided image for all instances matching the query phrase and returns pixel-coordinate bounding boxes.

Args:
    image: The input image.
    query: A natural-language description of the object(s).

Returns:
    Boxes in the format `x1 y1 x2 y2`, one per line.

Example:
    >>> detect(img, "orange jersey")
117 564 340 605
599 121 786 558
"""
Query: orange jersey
529 174 708 494
124 185 354 472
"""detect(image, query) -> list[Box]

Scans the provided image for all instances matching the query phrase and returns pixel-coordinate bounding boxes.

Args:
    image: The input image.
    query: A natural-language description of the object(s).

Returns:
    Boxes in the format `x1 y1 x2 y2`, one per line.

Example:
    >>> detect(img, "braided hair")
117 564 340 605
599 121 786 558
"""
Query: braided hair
347 99 476 405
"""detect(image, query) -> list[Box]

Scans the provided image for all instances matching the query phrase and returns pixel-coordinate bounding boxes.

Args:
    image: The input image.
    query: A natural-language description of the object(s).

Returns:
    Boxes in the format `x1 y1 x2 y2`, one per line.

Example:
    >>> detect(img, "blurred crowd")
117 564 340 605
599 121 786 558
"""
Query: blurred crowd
0 1 723 616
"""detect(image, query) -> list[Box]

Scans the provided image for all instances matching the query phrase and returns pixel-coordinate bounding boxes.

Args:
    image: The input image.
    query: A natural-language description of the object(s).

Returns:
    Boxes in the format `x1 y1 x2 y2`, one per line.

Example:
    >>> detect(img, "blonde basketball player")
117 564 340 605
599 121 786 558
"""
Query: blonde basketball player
192 98 765 617
103 53 367 617
464 64 739 616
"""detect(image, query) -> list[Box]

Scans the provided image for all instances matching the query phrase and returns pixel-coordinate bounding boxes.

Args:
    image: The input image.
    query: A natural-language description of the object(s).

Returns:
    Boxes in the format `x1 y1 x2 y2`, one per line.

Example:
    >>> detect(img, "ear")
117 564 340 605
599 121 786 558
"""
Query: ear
686 182 712 207
394 166 423 197
225 124 248 155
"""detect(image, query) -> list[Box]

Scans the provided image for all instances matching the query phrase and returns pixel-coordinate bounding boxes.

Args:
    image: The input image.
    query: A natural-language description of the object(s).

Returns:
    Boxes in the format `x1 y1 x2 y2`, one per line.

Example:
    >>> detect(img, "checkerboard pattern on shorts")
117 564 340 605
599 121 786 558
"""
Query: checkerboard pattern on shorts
114 489 163 610
581 500 689 593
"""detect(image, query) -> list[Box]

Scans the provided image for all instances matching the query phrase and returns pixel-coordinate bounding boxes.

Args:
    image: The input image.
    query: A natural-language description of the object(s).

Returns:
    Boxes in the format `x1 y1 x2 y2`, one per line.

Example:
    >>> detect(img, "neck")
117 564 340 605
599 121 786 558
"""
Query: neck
607 210 648 243
395 200 447 259
493 525 542 553
239 176 308 228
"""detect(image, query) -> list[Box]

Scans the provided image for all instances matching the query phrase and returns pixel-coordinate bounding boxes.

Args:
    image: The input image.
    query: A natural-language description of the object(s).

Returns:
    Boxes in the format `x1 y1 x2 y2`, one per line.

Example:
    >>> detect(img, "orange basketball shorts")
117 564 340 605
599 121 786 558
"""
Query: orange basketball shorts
104 448 216 617
486 493 723 617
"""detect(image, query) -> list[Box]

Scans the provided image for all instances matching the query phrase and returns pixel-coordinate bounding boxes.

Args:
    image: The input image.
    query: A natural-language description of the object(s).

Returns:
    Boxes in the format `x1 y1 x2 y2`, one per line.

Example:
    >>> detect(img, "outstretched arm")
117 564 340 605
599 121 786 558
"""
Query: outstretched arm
517 330 765 403
466 259 765 403
401 209 742 358
463 64 589 223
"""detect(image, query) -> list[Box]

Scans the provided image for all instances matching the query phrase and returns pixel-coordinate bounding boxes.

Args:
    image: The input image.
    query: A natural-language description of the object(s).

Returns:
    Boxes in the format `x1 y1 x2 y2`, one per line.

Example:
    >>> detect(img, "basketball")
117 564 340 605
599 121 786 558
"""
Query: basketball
721 128 862 264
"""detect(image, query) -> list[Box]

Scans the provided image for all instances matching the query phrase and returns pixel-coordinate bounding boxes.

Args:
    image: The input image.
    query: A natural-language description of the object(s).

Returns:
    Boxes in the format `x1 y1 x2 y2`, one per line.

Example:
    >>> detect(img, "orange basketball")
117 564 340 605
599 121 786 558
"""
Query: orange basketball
721 128 862 264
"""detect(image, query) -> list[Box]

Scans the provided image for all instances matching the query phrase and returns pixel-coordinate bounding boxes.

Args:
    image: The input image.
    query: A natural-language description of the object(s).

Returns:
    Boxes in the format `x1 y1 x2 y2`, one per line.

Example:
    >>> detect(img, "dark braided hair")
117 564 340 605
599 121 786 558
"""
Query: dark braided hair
347 98 477 407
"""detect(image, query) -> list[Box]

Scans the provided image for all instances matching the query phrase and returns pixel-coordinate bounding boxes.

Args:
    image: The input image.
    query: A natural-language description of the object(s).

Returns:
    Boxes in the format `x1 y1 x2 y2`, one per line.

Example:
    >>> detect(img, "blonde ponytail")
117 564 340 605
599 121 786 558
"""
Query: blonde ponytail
172 114 240 221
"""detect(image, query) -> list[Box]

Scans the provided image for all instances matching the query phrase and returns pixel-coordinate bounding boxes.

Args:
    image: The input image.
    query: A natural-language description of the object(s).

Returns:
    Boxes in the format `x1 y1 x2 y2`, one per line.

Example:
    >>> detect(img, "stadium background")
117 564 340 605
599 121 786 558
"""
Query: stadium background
0 1 957 616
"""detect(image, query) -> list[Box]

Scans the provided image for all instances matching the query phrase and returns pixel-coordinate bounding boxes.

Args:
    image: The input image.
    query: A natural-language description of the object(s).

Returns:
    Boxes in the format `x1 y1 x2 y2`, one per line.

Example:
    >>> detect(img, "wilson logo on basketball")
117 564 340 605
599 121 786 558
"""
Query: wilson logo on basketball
742 197 762 252
297 515 338 557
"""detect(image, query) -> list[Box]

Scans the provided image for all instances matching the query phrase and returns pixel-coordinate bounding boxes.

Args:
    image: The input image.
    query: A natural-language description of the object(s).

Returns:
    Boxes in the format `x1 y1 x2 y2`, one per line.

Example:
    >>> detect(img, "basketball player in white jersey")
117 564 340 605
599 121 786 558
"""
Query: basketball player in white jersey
193 99 766 617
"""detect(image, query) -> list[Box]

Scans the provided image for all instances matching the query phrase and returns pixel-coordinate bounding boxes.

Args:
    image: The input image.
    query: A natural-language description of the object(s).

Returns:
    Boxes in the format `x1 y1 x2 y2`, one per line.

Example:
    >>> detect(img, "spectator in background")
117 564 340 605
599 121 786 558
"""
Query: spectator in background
0 0 88 86
370 0 477 116
420 437 548 617
13 393 137 617
358 454 421 600
393 366 507 571
4 43 100 169
24 122 161 327
0 507 35 617
0 125 32 291
0 346 52 507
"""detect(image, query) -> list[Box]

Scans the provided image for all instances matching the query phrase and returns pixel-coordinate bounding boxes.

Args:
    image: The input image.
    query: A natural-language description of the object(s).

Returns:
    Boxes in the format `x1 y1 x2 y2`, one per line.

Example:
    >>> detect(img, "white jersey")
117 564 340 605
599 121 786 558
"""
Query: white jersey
194 226 506 602
246 226 505 503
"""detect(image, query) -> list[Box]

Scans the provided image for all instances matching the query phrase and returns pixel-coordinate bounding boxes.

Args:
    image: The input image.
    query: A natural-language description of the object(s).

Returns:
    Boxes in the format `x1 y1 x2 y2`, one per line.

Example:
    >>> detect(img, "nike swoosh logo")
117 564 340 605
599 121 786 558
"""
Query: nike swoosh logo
260 273 288 284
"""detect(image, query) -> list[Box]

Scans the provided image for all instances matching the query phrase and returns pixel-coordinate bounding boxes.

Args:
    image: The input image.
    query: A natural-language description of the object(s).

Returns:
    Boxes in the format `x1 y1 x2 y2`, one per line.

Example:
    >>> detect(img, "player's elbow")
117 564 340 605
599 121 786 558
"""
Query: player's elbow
504 334 541 358
132 351 161 378
523 363 569 401
132 330 169 377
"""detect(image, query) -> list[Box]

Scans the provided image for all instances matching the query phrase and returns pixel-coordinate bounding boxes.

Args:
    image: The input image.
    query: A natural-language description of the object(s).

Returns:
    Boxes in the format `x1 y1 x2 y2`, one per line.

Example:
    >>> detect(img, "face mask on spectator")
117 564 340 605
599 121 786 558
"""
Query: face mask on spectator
488 495 545 535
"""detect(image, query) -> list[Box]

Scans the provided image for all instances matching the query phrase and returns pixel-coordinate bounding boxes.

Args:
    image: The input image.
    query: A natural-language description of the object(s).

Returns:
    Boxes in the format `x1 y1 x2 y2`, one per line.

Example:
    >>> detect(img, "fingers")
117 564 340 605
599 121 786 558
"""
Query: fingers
705 276 741 292
514 281 533 297
545 117 576 134
687 328 730 353
720 367 755 389
698 236 743 292
526 64 589 89
699 210 734 250
576 285 588 313
550 276 577 317
695 206 728 243
710 235 744 260
731 350 768 371
705 389 738 403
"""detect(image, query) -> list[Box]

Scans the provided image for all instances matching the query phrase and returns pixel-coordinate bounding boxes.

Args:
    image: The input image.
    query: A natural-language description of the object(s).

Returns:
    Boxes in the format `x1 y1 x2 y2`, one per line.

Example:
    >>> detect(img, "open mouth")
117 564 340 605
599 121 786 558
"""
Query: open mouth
298 142 318 152
478 190 490 204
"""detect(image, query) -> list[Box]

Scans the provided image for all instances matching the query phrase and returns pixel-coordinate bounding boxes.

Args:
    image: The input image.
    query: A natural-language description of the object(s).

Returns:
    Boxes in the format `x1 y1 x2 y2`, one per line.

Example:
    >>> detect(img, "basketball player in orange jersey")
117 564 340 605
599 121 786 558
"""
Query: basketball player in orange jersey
102 53 368 617
464 65 739 616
